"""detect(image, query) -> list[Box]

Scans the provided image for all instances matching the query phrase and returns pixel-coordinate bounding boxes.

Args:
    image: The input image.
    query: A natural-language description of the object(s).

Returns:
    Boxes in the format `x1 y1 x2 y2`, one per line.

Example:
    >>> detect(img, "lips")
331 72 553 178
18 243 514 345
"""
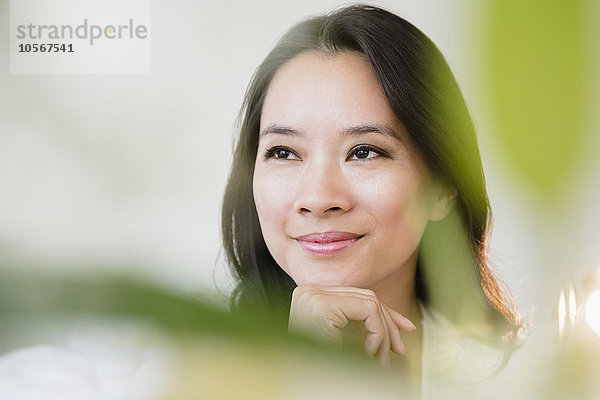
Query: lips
294 232 362 255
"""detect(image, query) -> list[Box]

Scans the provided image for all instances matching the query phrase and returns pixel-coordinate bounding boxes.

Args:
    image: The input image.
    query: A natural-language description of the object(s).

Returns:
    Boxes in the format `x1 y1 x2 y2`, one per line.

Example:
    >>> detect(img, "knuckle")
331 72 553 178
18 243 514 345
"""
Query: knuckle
295 290 328 309
293 284 315 298
363 298 379 313
309 292 328 305
362 289 376 298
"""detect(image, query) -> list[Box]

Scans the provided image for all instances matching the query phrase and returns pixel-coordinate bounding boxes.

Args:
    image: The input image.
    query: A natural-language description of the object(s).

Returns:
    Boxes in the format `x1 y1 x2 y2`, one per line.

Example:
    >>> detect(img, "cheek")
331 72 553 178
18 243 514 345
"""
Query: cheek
253 167 302 280
252 167 294 251
357 169 431 241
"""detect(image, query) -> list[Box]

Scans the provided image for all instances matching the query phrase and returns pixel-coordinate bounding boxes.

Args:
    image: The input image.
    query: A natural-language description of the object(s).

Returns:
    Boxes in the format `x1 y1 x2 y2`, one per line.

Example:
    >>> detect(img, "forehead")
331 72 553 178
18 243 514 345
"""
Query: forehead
260 51 404 138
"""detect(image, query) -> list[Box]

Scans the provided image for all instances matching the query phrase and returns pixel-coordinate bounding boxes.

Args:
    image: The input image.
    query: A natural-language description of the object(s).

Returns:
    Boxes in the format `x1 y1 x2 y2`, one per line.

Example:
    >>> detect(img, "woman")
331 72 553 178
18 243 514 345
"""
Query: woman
221 3 522 395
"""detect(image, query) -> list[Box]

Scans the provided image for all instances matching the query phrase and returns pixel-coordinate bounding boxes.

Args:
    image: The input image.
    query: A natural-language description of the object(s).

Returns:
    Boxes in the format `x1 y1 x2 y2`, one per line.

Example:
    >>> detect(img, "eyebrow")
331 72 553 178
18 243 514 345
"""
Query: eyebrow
259 123 402 141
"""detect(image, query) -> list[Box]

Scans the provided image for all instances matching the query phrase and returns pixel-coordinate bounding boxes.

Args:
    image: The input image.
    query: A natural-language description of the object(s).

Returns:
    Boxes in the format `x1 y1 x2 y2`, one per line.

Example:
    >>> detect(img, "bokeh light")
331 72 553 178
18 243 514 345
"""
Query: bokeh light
584 290 600 337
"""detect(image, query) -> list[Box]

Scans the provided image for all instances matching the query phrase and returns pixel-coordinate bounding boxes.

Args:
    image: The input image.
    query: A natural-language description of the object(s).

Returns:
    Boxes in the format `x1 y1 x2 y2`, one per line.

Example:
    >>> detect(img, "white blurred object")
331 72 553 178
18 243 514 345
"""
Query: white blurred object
0 322 171 400
558 289 566 346
585 289 600 337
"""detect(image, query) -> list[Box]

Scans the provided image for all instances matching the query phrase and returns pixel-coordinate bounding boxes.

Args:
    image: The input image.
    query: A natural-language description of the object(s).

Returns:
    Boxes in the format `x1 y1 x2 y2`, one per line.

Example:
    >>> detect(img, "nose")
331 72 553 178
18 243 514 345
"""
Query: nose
293 159 353 217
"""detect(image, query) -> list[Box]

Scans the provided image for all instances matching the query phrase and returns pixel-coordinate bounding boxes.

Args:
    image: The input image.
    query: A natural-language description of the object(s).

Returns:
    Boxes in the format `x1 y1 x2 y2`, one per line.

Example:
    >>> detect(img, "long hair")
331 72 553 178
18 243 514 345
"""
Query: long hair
221 4 520 339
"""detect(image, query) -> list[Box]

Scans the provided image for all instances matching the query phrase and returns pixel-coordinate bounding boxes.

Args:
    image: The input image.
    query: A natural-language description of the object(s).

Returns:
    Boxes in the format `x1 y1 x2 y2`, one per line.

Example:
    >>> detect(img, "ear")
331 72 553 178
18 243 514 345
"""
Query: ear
429 183 457 222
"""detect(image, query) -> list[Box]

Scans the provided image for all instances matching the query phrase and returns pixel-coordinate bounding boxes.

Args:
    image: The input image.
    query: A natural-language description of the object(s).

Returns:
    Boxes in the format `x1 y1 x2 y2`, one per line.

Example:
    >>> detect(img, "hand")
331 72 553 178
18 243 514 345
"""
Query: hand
288 284 416 368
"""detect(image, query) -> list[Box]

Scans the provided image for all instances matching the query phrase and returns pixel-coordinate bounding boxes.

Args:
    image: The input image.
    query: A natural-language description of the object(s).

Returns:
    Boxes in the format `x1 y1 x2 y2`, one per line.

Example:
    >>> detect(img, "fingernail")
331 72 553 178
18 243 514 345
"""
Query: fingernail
400 316 416 331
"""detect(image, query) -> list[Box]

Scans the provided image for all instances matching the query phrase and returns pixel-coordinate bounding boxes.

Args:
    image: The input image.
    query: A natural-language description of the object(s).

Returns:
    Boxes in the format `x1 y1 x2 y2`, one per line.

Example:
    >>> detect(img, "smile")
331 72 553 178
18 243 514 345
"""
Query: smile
294 232 362 255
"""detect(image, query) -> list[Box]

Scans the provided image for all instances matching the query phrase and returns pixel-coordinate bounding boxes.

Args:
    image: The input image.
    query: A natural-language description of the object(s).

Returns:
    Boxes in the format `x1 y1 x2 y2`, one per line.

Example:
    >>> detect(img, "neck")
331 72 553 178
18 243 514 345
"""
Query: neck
368 250 419 318
368 253 423 392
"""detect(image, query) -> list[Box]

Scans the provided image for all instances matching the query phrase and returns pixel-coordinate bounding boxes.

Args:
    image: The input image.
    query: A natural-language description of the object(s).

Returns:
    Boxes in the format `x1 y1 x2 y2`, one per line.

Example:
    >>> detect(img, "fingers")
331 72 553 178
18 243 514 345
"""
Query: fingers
290 285 416 368
385 305 417 331
296 286 416 334
291 287 388 356
381 304 406 356
373 300 391 368
361 300 387 359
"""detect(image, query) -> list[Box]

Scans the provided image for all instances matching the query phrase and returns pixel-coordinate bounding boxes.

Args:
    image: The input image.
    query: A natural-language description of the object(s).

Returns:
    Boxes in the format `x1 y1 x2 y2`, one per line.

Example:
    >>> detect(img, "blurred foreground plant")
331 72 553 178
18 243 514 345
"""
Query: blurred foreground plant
0 270 407 400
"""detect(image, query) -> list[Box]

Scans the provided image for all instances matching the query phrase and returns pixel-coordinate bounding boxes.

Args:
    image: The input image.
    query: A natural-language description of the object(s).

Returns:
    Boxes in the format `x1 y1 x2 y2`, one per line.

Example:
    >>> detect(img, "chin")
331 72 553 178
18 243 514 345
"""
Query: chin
293 272 368 288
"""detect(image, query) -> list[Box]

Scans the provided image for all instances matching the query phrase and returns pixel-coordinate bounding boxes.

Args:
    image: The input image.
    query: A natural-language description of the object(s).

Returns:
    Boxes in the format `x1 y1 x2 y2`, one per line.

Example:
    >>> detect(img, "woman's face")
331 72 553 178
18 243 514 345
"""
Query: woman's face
253 51 439 292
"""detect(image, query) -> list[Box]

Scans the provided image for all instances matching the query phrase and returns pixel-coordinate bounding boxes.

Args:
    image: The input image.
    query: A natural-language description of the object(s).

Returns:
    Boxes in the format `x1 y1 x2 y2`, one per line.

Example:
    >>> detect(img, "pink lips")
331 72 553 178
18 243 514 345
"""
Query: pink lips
294 232 362 255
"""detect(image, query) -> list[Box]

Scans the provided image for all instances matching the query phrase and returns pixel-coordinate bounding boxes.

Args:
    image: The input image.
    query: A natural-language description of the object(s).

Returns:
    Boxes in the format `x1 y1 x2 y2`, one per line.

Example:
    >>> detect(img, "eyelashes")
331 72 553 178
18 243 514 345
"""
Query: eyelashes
264 146 300 160
263 145 389 161
349 145 390 160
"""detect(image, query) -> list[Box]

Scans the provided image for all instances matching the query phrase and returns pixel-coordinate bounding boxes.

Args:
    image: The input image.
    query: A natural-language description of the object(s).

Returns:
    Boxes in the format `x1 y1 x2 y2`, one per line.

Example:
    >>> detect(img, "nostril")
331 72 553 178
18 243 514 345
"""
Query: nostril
300 206 343 214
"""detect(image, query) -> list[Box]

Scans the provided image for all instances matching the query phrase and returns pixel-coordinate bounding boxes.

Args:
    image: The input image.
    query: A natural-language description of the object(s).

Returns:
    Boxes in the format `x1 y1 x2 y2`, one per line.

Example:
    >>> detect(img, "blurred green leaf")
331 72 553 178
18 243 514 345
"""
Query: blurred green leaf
483 0 592 196
0 271 287 344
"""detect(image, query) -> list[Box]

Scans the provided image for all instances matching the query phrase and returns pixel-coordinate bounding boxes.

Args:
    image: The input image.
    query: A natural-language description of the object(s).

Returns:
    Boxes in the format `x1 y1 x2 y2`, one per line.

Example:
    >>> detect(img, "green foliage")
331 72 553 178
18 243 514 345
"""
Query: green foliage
483 0 592 196
0 271 295 345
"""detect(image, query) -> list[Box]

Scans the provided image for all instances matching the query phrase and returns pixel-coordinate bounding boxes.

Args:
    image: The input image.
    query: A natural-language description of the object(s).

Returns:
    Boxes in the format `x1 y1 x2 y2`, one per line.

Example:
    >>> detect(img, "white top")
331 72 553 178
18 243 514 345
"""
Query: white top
420 305 551 399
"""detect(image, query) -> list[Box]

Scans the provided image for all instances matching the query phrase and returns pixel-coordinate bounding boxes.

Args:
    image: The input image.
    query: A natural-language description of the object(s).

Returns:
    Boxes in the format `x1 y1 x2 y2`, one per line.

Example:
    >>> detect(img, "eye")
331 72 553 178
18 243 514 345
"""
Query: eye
347 145 387 161
264 146 301 160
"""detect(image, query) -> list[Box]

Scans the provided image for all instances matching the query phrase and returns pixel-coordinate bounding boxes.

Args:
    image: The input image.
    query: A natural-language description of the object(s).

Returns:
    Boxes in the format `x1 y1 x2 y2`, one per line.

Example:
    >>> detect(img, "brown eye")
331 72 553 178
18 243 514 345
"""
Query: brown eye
355 149 370 159
275 149 291 158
